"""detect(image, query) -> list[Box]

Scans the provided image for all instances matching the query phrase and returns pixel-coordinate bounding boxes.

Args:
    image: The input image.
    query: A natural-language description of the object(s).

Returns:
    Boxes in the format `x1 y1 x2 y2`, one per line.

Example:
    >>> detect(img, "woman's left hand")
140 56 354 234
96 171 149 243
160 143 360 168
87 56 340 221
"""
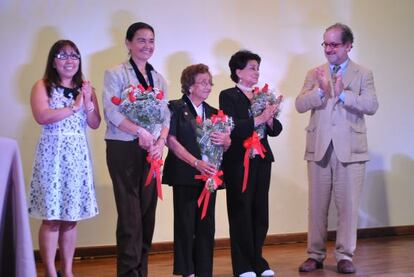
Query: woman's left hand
148 139 165 160
211 130 231 148
82 81 92 101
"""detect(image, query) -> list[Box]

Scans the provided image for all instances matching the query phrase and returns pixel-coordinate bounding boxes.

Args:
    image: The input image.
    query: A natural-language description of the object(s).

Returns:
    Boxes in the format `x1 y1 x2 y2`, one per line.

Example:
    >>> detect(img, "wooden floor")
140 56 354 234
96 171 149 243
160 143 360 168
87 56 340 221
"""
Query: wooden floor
36 235 414 276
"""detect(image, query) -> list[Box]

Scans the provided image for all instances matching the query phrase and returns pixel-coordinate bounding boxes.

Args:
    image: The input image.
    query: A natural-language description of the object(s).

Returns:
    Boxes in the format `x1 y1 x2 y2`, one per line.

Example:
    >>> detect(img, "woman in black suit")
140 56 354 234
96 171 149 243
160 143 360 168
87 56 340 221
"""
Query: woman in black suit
163 64 231 277
219 50 283 277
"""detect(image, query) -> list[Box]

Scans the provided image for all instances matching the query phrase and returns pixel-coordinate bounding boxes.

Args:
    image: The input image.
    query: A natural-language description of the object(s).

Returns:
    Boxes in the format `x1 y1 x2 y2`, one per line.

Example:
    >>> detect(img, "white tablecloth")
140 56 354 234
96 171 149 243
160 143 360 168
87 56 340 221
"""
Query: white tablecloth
0 137 36 277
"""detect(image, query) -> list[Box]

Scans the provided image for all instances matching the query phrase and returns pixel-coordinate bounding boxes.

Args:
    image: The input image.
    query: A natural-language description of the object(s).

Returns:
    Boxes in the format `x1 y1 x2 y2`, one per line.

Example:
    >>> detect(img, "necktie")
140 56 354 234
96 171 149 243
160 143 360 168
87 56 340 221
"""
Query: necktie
333 64 341 73
332 64 341 85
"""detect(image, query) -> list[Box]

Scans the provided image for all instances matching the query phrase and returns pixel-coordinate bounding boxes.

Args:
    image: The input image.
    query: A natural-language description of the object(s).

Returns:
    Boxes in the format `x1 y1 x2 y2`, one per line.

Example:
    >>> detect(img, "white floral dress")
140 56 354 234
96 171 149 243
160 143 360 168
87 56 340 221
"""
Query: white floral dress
29 86 99 221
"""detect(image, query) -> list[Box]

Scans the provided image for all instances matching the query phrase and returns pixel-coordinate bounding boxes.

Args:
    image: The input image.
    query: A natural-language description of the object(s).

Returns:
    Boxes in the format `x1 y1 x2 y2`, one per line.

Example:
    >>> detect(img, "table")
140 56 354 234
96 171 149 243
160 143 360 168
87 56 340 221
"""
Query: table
0 137 36 277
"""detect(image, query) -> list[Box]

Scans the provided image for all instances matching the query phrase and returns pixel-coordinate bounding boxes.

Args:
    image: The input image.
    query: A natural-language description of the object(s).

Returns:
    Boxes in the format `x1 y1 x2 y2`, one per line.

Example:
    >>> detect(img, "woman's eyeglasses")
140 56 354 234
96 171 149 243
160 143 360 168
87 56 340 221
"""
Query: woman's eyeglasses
195 80 213 87
55 53 81 60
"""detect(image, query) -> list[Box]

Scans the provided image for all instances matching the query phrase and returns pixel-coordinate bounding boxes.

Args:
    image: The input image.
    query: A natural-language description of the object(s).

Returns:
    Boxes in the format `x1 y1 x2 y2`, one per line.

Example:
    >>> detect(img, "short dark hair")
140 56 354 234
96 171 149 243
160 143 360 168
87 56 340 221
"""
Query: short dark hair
326 23 354 44
126 22 154 41
180 63 211 95
43 40 83 96
228 50 261 83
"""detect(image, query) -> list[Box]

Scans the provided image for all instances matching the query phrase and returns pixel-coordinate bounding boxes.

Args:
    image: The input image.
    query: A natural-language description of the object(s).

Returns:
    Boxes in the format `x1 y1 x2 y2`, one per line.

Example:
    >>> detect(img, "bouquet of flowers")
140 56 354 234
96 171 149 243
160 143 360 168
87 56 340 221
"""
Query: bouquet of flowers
111 84 167 199
111 84 167 139
250 83 283 139
195 110 234 219
195 110 234 177
241 84 283 193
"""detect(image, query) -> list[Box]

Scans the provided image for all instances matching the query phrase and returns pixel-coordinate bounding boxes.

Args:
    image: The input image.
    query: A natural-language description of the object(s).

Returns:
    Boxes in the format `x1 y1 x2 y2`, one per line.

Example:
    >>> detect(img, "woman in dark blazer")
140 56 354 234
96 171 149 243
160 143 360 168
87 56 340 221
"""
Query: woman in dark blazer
219 50 283 277
163 64 231 277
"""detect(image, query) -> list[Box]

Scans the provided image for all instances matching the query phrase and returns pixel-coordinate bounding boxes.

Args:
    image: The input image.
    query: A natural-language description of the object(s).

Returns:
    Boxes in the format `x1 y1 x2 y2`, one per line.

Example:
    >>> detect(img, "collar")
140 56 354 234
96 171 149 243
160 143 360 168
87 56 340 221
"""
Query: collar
330 58 350 74
188 96 204 117
236 82 254 93
182 94 203 119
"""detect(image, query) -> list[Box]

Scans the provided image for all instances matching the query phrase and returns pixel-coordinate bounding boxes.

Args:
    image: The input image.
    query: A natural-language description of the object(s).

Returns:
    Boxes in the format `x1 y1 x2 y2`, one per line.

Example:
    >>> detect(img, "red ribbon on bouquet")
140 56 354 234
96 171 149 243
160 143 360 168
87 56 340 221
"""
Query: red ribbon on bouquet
145 155 164 200
242 131 266 192
195 170 223 220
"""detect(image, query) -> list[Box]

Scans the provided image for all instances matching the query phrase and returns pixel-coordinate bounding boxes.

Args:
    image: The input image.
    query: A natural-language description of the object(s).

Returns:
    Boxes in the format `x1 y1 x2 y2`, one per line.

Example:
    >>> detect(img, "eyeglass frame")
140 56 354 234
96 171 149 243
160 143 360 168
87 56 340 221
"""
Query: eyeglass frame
321 42 344 49
55 52 81 60
194 80 214 87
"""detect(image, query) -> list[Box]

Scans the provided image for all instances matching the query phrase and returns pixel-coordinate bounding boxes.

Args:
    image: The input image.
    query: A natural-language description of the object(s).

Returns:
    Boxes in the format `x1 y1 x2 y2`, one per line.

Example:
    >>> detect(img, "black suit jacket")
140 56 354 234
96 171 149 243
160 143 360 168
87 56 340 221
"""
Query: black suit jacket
219 86 282 164
162 95 218 186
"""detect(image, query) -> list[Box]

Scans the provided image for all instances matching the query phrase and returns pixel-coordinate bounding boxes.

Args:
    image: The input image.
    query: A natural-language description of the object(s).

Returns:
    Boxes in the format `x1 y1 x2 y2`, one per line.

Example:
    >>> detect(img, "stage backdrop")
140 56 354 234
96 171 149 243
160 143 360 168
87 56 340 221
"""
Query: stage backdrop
0 0 413 249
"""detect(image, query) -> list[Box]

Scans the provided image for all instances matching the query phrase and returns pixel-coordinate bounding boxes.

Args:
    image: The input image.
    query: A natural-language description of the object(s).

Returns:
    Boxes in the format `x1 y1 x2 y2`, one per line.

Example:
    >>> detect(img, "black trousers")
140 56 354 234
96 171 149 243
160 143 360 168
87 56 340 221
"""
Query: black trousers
106 140 158 277
224 158 272 276
172 185 216 277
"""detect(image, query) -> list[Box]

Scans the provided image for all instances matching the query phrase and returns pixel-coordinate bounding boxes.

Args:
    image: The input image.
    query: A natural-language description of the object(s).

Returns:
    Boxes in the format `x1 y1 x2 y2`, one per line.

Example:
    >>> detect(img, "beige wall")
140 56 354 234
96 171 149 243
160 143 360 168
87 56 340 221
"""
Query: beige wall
1 0 413 249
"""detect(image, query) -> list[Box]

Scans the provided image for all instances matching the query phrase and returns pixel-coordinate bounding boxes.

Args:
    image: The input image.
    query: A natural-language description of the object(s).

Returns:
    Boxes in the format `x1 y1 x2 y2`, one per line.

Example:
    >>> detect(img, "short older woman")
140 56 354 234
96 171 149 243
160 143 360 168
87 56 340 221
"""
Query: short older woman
219 50 282 277
163 64 231 277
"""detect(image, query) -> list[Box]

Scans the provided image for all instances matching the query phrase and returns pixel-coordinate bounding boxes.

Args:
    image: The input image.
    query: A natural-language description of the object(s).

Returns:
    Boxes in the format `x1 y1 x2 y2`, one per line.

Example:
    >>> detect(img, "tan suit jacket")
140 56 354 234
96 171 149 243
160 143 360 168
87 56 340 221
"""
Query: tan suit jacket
295 60 378 163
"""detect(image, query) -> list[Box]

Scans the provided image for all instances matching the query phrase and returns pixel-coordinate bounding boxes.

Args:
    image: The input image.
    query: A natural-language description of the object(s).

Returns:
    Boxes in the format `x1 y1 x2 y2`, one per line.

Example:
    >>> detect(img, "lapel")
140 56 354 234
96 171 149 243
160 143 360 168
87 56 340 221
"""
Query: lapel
182 95 216 133
180 95 196 133
123 60 157 89
182 94 217 119
325 60 359 95
323 63 332 85
234 86 252 117
182 95 198 118
204 104 215 118
342 60 359 89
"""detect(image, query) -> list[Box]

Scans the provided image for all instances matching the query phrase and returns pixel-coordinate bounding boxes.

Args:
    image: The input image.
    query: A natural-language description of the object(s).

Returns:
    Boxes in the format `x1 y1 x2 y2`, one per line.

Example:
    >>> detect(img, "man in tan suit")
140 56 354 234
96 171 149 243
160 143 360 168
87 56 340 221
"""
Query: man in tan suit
296 23 378 274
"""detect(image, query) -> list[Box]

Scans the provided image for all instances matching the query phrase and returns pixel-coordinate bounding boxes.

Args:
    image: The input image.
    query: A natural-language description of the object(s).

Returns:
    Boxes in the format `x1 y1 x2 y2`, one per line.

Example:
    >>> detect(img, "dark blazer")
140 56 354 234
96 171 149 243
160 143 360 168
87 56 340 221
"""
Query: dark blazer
163 95 218 186
219 86 282 164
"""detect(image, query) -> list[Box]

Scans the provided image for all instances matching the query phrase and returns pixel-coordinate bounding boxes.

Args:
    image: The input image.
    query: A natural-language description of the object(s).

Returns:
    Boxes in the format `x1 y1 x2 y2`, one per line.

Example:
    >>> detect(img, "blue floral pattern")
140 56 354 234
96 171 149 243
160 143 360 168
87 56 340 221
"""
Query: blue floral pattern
29 87 99 221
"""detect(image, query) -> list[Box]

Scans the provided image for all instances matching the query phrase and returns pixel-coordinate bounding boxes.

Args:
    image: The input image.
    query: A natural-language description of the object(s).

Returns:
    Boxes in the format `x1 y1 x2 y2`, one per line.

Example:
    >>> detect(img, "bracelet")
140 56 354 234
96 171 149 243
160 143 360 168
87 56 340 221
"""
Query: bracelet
193 159 199 168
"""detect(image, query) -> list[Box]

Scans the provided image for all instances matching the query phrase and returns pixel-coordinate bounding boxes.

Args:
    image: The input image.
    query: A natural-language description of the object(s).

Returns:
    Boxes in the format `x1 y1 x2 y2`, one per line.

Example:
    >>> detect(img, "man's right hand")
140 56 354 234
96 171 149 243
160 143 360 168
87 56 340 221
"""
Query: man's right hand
315 67 330 95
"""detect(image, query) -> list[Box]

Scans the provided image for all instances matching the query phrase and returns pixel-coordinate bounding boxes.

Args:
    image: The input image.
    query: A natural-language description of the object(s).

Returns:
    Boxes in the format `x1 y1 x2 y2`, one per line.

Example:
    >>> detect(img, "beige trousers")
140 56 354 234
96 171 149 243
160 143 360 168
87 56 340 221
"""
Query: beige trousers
307 142 365 262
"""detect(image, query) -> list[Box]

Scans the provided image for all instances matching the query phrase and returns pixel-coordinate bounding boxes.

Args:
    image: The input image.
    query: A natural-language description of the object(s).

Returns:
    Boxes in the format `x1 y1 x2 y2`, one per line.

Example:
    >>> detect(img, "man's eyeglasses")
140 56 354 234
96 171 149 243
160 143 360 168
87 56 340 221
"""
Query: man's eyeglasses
321 42 343 49
55 53 81 60
195 80 213 87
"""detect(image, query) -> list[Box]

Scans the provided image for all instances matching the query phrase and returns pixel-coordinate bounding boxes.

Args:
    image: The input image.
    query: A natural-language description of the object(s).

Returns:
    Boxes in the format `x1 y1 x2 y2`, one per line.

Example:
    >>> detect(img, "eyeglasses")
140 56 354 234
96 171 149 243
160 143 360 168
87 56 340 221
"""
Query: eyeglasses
55 53 81 60
194 80 213 87
321 42 343 49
